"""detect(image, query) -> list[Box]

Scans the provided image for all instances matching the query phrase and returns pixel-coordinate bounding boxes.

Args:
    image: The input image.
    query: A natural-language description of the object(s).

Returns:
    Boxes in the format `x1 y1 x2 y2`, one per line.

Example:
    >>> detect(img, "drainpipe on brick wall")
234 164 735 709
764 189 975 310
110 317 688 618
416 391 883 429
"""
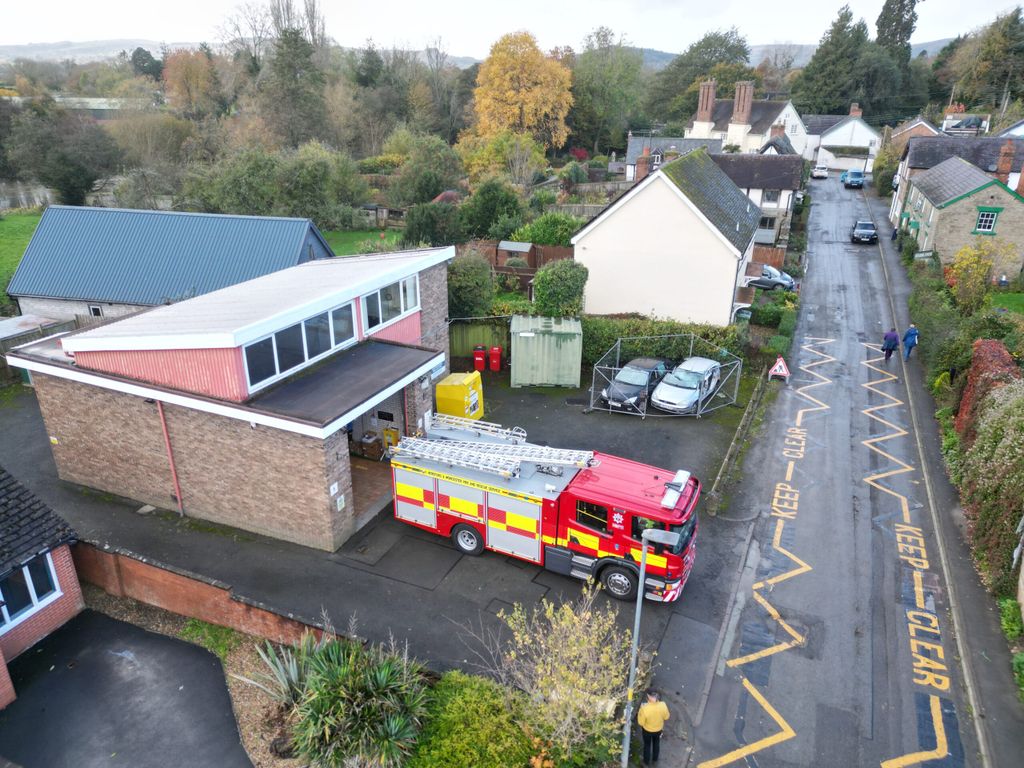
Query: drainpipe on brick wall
156 400 185 516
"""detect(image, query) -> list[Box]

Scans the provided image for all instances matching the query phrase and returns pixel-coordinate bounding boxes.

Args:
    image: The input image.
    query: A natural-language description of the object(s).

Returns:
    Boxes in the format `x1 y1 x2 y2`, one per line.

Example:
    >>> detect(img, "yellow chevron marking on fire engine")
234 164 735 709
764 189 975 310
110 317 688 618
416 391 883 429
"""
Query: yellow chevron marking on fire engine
880 695 948 768
859 345 915 524
700 339 832 768
505 510 538 534
627 548 668 569
566 526 600 551
794 337 836 427
696 678 795 768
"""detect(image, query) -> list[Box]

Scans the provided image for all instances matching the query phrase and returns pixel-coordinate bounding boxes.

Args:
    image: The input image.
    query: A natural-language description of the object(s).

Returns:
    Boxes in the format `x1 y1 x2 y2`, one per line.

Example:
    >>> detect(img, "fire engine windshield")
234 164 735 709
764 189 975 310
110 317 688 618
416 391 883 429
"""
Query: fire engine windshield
668 514 697 555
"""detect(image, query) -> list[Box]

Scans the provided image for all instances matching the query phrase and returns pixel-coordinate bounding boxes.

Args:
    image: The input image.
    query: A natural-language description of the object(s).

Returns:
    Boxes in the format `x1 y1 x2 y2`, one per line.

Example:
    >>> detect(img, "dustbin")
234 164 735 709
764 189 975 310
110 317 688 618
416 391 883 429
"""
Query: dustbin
489 345 502 371
473 345 487 371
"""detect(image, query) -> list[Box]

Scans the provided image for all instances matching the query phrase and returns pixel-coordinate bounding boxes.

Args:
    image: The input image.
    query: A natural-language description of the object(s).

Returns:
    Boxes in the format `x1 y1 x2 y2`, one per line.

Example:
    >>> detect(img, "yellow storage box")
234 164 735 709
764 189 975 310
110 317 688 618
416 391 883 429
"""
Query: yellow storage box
435 371 484 420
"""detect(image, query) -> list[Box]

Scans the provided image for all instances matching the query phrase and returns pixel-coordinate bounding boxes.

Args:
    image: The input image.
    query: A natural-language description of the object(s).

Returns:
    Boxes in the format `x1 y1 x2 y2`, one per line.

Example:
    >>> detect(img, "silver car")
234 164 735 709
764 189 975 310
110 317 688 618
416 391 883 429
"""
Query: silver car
651 357 722 414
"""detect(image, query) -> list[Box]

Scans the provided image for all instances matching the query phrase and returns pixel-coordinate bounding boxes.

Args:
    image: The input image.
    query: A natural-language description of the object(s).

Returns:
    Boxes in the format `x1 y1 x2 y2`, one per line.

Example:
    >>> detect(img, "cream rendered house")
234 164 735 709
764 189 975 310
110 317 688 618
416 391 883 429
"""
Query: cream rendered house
571 148 760 325
686 80 807 156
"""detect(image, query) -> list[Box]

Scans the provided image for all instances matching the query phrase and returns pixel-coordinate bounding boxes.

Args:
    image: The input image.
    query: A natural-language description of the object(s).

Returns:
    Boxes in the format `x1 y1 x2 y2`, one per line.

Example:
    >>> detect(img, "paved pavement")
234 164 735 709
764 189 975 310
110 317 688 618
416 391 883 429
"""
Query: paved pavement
0 610 250 768
687 177 1024 767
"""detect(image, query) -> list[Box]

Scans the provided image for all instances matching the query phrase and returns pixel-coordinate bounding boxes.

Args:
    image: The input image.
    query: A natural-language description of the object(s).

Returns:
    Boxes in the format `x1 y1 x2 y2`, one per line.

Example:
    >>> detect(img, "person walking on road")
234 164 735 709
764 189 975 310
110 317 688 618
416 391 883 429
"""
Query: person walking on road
638 689 670 765
882 327 900 363
903 323 920 361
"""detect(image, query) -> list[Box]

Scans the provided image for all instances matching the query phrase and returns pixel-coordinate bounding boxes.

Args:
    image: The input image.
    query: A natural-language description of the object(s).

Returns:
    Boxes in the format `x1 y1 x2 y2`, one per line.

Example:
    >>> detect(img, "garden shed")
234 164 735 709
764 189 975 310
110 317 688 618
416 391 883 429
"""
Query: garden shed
510 315 582 388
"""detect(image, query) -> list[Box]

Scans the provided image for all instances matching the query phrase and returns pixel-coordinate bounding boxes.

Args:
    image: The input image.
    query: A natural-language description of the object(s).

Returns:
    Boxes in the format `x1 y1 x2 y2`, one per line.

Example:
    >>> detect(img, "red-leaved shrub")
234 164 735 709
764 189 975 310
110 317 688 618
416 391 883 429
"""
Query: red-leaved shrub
954 339 1021 446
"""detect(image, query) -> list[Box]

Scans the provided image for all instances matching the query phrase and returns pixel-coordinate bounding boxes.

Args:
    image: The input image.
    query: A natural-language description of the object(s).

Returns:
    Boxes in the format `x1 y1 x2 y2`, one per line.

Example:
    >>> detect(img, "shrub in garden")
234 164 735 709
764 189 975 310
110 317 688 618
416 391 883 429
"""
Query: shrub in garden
999 598 1024 641
529 188 557 214
580 316 740 366
448 254 494 318
766 334 791 356
292 637 429 768
533 259 588 317
487 212 524 242
357 154 406 174
460 178 524 239
236 632 329 707
511 212 585 247
778 308 798 337
960 379 1024 595
557 161 588 192
402 202 465 247
750 302 783 327
408 671 533 768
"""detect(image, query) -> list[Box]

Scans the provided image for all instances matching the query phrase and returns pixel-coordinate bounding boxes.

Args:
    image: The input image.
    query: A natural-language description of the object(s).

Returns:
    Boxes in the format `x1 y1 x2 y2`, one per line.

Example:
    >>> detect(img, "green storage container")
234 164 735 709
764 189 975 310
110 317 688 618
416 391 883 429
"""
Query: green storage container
510 315 582 388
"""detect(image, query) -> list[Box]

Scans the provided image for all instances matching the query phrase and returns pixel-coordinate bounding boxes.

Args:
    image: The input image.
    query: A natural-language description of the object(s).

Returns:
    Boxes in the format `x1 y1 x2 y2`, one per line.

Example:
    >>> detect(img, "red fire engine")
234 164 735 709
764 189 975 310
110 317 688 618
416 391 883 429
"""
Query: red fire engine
390 416 699 602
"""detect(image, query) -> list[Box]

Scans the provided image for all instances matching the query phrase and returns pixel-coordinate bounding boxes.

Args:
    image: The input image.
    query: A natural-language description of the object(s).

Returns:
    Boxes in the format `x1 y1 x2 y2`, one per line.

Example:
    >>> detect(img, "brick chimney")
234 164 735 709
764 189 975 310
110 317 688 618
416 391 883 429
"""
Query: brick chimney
733 81 754 125
636 147 651 181
997 139 1014 184
849 102 863 118
696 80 716 123
770 123 785 139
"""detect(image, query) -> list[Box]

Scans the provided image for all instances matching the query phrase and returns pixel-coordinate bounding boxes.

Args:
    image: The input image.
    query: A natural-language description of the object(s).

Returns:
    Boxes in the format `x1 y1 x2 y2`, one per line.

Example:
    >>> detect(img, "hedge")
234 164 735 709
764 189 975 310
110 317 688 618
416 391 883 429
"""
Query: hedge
580 316 740 366
953 339 1021 446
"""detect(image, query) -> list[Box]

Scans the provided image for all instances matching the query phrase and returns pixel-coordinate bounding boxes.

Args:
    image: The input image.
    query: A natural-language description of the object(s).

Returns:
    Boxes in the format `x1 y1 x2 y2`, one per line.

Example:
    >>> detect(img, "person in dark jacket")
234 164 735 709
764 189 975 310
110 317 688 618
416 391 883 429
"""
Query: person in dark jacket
903 324 920 360
882 328 900 363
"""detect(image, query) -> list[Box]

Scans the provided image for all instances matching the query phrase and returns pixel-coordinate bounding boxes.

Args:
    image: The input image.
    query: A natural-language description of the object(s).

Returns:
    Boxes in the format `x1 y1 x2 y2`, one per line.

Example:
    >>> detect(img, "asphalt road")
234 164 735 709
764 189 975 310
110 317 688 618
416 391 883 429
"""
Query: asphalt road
690 177 976 767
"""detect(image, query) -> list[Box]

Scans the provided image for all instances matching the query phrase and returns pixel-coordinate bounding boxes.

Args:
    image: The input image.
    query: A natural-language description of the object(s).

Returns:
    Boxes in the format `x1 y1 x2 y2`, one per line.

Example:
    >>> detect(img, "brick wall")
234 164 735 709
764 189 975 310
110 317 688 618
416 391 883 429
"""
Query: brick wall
0 545 84 663
403 377 435 435
34 374 349 551
934 185 1024 274
72 543 321 646
418 262 450 367
0 646 14 709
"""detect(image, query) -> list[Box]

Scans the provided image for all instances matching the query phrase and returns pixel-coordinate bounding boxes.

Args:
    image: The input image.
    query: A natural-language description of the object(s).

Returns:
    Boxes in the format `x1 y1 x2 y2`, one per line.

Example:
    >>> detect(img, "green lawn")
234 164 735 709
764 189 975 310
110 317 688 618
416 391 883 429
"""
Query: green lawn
0 212 42 307
322 229 401 256
991 292 1024 315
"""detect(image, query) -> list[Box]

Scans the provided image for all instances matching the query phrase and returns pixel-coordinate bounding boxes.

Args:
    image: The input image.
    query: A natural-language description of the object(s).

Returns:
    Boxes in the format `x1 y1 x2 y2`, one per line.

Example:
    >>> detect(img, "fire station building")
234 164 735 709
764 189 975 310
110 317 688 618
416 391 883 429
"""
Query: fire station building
7 247 453 551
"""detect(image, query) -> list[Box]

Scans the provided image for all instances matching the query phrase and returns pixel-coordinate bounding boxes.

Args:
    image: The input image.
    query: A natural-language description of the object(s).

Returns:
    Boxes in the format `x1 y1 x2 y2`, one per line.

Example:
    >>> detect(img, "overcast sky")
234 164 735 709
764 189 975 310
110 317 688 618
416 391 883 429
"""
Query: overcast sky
2 0 1018 58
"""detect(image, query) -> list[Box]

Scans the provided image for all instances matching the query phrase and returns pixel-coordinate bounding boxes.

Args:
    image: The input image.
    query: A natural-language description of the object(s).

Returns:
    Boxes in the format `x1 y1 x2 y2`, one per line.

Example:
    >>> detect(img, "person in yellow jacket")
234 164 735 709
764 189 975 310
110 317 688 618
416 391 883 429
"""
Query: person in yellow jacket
637 689 670 765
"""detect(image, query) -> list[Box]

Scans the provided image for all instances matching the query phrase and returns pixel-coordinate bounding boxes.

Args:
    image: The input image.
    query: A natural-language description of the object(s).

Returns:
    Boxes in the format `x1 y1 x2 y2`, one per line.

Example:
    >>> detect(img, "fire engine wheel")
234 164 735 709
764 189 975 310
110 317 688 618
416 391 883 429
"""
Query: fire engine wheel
451 524 484 555
601 566 638 601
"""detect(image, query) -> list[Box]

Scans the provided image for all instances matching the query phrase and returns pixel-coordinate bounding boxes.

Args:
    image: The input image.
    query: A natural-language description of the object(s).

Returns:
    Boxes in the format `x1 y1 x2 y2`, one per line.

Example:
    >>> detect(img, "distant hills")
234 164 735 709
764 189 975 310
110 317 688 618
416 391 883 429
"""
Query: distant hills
0 37 956 69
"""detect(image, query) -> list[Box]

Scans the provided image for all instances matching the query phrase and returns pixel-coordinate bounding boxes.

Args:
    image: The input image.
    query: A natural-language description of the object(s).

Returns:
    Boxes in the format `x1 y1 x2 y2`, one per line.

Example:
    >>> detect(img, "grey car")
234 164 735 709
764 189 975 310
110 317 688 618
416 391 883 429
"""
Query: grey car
651 357 722 414
748 265 796 291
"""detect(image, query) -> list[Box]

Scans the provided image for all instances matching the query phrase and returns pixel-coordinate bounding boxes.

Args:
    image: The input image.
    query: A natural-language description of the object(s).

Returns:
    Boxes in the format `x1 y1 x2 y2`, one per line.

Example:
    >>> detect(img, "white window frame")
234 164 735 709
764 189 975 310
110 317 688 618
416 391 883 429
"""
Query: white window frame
244 300 359 393
976 211 998 232
88 304 103 318
0 551 63 636
762 189 781 204
361 275 421 335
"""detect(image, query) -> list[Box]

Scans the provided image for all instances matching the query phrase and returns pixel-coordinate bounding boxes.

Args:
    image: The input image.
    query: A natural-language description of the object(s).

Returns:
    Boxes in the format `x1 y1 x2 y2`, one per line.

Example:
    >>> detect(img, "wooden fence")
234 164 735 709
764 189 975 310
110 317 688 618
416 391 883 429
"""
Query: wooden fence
0 320 76 381
449 319 511 358
753 245 786 269
550 204 604 218
456 240 573 269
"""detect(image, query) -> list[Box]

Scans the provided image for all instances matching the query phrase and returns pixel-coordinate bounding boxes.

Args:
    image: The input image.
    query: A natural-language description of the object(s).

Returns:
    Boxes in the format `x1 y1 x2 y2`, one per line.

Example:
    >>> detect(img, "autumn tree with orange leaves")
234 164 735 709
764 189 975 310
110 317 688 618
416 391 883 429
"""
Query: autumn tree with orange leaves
162 48 223 120
473 32 572 149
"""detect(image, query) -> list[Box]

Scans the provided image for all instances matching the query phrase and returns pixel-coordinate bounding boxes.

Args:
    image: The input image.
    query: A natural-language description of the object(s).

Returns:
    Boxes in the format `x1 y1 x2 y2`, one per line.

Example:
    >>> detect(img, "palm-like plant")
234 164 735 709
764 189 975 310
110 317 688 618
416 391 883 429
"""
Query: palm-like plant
291 637 429 768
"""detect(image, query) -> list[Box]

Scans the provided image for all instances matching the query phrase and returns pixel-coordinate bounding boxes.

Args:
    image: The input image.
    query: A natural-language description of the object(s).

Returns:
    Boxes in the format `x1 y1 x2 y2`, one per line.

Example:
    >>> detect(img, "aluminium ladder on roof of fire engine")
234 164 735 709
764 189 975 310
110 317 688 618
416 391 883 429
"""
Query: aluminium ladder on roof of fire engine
426 413 528 443
392 437 596 480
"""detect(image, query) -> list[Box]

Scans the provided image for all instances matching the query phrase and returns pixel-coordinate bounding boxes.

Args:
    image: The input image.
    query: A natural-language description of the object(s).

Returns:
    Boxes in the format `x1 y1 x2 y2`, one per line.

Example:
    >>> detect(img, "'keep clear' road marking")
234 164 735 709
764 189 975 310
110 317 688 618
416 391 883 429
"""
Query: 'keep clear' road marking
697 338 834 768
860 343 962 768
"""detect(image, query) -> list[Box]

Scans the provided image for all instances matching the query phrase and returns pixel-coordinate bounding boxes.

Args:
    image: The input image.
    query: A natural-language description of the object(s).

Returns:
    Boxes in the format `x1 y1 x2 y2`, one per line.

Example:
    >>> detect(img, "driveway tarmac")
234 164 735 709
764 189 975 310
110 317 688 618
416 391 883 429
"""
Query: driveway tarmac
0 610 250 768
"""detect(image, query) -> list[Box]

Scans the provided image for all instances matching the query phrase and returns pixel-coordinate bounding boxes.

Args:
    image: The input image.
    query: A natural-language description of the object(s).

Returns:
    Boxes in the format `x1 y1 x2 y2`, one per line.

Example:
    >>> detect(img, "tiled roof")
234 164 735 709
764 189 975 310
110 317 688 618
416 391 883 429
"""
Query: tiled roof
660 148 760 253
7 206 334 306
893 116 942 138
687 99 789 134
801 114 848 136
0 464 76 578
903 136 1024 172
910 156 997 206
759 134 797 155
625 136 723 164
711 154 804 191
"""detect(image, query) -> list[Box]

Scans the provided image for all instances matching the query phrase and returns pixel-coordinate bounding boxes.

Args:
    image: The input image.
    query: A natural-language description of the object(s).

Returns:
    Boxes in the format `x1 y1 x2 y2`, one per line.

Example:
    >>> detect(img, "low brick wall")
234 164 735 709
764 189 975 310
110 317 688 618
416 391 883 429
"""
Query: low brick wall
72 542 322 646
0 646 15 709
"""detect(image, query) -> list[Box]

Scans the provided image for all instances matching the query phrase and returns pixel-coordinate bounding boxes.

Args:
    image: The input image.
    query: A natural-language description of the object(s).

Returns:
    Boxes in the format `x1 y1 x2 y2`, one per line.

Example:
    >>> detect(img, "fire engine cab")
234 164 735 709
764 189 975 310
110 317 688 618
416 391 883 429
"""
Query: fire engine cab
390 416 699 602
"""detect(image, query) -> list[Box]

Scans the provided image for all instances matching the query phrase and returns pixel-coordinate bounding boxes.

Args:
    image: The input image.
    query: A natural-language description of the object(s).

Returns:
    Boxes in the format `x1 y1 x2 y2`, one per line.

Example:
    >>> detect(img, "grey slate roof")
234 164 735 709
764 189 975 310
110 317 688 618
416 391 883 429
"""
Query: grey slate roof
759 134 797 155
7 206 334 306
686 99 789 134
903 136 1024 173
712 154 804 191
625 136 723 164
910 156 996 206
802 114 848 136
0 464 76 578
660 148 760 253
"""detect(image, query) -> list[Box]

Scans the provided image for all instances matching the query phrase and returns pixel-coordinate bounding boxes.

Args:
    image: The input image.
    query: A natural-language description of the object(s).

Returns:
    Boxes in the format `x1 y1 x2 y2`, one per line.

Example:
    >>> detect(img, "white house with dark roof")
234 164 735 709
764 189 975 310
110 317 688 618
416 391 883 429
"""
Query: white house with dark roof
685 80 807 155
7 207 335 321
571 148 759 325
710 154 804 244
7 247 454 552
802 104 881 169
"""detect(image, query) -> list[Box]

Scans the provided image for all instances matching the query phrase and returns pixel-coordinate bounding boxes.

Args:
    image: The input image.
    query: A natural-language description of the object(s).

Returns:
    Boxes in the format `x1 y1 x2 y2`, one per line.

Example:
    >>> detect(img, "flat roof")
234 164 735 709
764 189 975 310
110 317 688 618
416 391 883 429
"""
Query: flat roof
62 247 455 353
249 341 440 426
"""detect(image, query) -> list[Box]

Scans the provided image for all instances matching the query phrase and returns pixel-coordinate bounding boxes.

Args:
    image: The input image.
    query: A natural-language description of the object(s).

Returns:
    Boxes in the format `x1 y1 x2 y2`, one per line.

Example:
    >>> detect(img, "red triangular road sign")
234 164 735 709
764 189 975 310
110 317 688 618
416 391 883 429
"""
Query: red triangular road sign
769 356 790 378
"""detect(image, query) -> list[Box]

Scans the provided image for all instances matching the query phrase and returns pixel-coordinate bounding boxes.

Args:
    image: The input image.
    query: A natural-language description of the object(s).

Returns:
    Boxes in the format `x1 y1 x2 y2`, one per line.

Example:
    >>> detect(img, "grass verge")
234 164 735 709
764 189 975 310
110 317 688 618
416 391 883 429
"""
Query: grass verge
0 212 42 307
322 229 400 255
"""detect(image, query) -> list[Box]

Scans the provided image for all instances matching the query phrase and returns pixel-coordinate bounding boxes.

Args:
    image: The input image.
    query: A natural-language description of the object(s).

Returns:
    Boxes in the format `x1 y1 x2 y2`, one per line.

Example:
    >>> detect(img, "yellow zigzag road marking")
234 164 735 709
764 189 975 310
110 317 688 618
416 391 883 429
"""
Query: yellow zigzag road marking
860 346 950 767
698 338 834 768
880 695 949 768
859 344 915 524
697 678 797 768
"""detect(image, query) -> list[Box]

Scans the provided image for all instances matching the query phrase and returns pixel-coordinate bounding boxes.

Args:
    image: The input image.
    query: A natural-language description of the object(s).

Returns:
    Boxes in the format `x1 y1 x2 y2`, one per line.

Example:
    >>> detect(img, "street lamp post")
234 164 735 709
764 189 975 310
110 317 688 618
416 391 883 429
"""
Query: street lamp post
620 528 682 768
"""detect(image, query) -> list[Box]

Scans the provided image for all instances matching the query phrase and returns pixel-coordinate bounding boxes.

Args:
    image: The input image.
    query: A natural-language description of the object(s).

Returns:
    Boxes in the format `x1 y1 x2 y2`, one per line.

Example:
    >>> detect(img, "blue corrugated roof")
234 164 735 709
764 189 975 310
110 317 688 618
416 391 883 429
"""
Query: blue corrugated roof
7 206 335 306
